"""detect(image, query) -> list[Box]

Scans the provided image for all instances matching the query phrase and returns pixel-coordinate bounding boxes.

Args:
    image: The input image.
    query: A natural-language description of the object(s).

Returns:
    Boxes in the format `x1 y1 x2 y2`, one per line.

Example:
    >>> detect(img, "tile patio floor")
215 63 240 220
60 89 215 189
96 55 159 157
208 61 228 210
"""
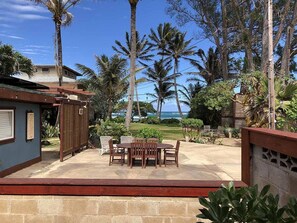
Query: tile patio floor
6 140 241 181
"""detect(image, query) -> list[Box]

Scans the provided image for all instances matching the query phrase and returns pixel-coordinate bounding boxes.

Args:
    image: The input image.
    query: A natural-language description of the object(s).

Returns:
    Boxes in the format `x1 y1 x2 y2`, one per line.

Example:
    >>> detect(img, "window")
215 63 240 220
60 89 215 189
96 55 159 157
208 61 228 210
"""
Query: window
0 109 15 144
41 68 49 72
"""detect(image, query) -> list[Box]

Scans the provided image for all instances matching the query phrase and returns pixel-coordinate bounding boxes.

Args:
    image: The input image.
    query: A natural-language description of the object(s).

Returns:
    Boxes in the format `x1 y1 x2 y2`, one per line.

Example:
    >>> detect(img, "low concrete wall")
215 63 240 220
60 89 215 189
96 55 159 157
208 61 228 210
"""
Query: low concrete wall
0 195 202 223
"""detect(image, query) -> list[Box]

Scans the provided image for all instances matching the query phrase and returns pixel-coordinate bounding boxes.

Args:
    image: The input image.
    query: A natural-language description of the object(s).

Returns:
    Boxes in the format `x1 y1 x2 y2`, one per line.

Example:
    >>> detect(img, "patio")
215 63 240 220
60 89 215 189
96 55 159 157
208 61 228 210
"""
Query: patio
6 140 241 180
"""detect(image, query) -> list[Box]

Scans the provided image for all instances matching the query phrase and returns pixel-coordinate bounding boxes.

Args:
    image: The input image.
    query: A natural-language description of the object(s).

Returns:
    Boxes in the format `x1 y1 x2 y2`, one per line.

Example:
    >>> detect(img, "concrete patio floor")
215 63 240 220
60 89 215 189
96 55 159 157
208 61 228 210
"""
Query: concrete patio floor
6 140 241 180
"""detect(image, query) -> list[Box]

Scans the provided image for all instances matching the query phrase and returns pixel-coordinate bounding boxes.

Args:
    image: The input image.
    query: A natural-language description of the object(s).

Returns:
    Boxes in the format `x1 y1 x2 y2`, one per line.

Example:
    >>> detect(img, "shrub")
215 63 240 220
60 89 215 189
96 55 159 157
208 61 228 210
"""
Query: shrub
89 125 100 147
232 128 240 138
160 118 180 125
97 120 130 143
181 118 203 141
41 121 59 139
112 116 125 123
140 116 160 124
136 127 163 142
197 182 297 223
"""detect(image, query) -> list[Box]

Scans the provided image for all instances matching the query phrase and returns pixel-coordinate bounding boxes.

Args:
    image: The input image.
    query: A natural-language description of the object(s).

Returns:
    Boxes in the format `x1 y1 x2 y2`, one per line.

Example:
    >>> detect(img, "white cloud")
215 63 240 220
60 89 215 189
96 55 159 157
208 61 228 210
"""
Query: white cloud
0 33 24 40
0 24 14 28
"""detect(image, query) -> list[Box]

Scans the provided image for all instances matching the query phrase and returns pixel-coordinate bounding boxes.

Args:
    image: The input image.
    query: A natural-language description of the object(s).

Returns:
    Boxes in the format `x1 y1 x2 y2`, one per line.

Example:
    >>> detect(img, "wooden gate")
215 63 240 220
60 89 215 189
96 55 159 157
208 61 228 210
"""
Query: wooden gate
59 99 89 161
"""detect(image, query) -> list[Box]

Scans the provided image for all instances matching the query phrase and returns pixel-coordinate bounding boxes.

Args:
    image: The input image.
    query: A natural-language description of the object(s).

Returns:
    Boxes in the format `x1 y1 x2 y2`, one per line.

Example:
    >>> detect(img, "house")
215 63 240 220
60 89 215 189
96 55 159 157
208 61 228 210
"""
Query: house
0 76 55 177
17 64 82 89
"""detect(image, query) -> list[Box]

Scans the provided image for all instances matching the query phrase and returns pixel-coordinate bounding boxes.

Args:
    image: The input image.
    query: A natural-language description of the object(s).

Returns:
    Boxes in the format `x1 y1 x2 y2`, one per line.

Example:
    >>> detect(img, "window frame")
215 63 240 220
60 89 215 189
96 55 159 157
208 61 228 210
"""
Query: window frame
0 107 16 145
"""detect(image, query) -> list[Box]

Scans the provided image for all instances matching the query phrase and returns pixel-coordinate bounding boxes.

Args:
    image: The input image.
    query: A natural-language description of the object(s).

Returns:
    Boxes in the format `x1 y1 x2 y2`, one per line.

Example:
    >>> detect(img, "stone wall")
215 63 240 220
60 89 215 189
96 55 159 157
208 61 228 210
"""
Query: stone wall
251 145 297 206
0 195 203 223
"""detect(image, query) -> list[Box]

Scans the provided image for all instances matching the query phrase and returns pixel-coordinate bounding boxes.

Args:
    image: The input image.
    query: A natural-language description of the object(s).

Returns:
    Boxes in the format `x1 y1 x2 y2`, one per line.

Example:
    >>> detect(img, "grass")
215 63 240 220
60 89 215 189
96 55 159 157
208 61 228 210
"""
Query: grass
42 137 60 149
130 123 184 140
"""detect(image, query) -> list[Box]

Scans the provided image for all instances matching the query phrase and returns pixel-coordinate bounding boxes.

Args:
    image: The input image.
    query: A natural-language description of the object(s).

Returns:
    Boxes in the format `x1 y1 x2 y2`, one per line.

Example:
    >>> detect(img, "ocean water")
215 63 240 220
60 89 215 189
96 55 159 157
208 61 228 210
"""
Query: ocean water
112 111 188 120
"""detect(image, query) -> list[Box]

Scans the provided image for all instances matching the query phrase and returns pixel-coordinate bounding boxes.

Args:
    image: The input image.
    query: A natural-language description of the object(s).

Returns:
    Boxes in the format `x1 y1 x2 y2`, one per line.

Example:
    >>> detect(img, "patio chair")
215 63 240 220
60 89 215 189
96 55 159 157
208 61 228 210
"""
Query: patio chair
109 139 125 166
164 140 180 167
133 138 145 143
130 142 145 168
99 136 112 155
144 142 158 168
147 138 158 143
120 136 134 143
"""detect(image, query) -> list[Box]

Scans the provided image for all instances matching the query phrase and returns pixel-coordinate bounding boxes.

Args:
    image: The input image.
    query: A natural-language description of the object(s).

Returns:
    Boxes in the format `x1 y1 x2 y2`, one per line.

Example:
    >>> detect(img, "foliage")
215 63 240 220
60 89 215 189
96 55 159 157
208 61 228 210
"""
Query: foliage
136 127 163 142
77 54 128 120
112 116 125 123
41 121 59 139
97 120 131 143
114 101 156 118
0 43 34 77
277 96 297 132
181 118 203 141
89 125 100 147
197 182 297 223
140 116 160 124
160 118 180 125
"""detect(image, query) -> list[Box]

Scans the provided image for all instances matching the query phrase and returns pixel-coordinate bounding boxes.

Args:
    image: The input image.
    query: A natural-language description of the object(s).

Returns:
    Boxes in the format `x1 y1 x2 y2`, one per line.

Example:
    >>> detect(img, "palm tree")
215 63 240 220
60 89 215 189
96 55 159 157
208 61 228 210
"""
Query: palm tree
144 60 175 119
148 82 175 120
178 83 202 107
31 0 80 86
125 0 139 128
76 55 128 120
187 48 223 86
161 31 196 118
112 31 153 120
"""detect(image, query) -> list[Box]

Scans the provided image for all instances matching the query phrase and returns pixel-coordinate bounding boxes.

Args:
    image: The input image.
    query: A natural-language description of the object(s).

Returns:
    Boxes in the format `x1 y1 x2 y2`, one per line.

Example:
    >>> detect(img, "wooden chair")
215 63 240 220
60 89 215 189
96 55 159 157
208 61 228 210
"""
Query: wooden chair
164 140 180 167
109 139 125 166
144 143 158 168
133 138 145 143
147 138 158 143
130 142 145 168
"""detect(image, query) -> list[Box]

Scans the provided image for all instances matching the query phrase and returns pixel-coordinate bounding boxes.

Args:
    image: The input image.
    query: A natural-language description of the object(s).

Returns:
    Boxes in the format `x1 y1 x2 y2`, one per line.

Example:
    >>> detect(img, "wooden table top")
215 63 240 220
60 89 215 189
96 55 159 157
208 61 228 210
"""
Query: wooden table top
117 143 174 149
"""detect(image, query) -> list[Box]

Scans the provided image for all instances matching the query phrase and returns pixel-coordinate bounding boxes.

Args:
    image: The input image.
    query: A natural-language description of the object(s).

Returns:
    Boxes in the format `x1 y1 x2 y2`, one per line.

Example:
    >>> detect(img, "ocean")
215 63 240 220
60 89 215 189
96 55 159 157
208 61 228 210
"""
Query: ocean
112 111 189 120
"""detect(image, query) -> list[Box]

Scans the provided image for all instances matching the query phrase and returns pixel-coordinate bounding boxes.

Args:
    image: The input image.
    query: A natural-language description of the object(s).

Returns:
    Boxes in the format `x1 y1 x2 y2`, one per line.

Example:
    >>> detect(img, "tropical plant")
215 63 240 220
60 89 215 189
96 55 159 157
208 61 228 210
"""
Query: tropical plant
136 127 163 142
181 118 203 141
197 182 297 223
178 83 202 107
145 60 175 119
31 0 80 86
187 48 223 86
0 43 34 77
97 120 131 143
76 54 128 120
41 121 59 139
140 116 160 124
160 31 196 118
114 101 156 119
125 0 139 128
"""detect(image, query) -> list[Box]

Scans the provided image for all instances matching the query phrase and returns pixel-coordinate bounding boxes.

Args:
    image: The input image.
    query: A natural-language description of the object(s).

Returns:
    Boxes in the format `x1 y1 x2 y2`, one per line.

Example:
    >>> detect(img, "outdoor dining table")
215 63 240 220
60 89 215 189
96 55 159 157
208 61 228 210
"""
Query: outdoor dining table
116 143 174 167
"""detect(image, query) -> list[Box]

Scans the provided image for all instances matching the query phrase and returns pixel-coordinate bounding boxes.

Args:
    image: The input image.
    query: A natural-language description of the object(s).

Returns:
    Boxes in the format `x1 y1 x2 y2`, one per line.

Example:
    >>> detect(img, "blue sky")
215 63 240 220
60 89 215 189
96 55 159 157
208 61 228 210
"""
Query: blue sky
0 0 212 111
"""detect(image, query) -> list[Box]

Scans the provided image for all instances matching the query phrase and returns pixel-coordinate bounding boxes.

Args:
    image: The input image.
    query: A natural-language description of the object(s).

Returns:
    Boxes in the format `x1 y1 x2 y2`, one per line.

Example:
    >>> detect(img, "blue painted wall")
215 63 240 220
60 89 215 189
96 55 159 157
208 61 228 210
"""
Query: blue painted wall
0 101 40 172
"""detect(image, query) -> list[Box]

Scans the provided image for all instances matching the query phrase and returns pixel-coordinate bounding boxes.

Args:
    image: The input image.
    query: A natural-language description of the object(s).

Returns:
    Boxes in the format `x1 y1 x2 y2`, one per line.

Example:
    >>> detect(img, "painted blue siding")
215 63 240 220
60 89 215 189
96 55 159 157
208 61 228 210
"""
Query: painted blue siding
0 101 40 172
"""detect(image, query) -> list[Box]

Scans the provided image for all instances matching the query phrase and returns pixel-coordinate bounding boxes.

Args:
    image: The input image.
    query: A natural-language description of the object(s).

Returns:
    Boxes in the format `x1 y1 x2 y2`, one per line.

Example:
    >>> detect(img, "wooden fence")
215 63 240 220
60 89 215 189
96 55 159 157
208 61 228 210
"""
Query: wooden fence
59 99 89 161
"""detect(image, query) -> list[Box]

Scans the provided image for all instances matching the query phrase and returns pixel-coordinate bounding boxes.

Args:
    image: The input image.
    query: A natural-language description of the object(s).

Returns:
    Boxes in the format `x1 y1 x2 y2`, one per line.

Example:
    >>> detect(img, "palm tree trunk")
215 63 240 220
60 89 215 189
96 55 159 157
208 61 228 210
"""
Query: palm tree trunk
159 100 163 120
125 0 138 129
221 0 228 80
55 22 63 86
156 98 160 119
108 100 113 120
174 60 183 118
135 82 142 120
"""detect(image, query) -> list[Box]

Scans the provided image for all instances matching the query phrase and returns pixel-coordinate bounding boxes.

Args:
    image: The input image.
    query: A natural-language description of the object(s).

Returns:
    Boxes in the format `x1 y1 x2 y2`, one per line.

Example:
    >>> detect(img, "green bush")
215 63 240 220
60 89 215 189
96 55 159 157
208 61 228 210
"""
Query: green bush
41 121 59 139
232 128 240 138
197 182 297 223
136 127 163 142
181 118 203 129
97 120 130 143
140 116 160 124
160 118 180 125
112 116 125 123
89 125 100 147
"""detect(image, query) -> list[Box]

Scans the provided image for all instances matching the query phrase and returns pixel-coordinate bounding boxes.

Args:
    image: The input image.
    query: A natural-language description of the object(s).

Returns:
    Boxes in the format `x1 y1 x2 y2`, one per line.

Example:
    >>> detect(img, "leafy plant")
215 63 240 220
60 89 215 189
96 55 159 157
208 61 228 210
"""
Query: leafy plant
136 127 163 142
181 118 203 141
97 120 130 143
41 121 59 139
112 116 125 123
140 116 160 124
160 118 180 125
197 182 297 223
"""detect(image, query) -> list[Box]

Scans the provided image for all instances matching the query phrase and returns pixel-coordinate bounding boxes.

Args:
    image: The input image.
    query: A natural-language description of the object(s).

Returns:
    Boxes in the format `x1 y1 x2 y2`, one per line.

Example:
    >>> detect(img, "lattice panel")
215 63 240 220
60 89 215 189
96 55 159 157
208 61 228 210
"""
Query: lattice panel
262 148 297 173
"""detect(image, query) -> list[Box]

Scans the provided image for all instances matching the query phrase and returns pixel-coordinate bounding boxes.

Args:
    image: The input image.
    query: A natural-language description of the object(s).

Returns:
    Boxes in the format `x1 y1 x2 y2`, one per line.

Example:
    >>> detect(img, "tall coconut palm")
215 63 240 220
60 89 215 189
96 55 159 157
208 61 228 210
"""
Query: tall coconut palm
178 83 202 107
112 31 153 120
76 55 128 120
160 31 196 118
144 60 175 119
125 0 139 128
31 0 80 86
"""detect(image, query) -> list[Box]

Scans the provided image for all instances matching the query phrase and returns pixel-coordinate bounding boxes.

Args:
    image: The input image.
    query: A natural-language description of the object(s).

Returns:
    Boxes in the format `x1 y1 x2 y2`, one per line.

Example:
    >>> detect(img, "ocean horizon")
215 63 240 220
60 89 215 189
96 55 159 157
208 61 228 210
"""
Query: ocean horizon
112 111 189 120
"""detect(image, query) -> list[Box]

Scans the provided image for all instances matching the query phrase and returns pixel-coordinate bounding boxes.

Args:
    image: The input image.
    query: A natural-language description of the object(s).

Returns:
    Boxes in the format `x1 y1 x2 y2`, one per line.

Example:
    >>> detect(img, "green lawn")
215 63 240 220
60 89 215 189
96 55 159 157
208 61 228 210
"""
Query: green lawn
130 123 184 140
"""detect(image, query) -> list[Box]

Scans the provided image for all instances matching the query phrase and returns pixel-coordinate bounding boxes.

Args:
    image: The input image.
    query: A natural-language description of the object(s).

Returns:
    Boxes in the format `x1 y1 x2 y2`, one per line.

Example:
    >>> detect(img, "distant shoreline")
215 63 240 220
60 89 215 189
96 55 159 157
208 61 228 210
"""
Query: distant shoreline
112 111 189 120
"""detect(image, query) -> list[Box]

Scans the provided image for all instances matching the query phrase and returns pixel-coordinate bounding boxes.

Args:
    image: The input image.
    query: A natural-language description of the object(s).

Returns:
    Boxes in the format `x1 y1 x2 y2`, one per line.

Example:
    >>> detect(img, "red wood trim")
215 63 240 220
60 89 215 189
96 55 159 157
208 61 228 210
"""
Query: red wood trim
241 128 251 185
0 179 246 197
0 88 55 104
59 103 64 162
246 128 297 158
0 157 41 178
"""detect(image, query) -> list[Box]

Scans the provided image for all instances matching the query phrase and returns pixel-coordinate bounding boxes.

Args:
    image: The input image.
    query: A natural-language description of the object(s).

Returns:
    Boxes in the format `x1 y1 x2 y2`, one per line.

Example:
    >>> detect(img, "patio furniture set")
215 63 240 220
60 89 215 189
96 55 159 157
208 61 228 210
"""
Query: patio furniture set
99 136 180 168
